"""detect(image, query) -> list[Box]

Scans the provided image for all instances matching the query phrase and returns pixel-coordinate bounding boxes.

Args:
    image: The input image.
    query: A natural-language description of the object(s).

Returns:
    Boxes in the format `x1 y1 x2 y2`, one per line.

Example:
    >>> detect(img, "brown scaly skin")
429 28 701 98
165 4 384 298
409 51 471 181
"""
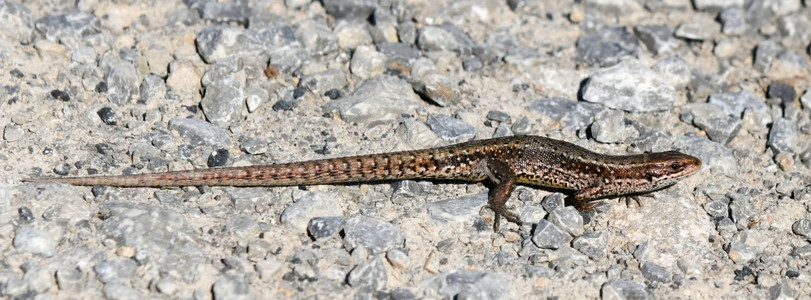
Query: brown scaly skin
24 136 702 231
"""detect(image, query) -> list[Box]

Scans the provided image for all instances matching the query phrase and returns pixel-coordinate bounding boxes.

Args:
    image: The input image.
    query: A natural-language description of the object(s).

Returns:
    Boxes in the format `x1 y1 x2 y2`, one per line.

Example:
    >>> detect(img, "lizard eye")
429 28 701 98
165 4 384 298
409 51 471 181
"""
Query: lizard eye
670 162 682 171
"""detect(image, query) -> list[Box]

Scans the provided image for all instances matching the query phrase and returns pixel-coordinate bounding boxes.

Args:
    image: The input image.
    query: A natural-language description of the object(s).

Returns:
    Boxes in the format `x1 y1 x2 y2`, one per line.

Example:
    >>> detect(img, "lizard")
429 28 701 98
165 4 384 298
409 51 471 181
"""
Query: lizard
24 135 702 231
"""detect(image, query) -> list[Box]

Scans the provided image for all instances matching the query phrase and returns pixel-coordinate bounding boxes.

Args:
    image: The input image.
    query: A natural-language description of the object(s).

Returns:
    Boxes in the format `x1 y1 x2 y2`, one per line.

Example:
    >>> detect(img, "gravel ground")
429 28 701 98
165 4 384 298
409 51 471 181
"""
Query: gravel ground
3 0 811 299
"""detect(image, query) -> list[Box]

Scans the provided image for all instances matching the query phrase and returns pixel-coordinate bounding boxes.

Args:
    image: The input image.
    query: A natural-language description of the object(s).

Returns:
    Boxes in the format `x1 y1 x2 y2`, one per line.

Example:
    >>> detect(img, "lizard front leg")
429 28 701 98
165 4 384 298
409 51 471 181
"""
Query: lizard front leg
479 158 522 231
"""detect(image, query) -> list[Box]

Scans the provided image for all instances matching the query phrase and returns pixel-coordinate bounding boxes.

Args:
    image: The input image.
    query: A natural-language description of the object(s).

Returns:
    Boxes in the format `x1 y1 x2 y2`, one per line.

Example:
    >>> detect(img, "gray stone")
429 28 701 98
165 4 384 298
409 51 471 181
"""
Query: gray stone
13 227 56 257
376 42 422 67
35 11 101 42
212 275 249 300
168 118 231 148
572 231 607 260
547 206 584 236
720 7 746 35
703 199 729 218
323 75 421 123
685 103 742 144
767 83 797 103
634 25 679 55
347 257 387 292
0 1 34 44
103 283 141 300
693 0 744 11
728 230 769 263
225 188 272 212
239 138 268 155
591 109 639 143
427 192 488 223
708 91 771 126
425 114 476 143
417 25 474 55
767 118 798 155
343 215 405 254
541 193 566 213
301 69 347 95
531 219 572 249
769 279 798 300
529 98 607 131
350 45 386 79
100 55 140 105
792 218 811 238
641 262 671 283
582 61 676 112
4 123 24 142
729 196 756 228
674 18 720 40
412 71 460 107
199 1 246 24
653 56 691 88
196 26 268 65
576 27 639 67
322 0 378 20
335 20 373 49
308 216 344 240
281 192 343 231
23 267 54 293
601 279 649 300
422 270 508 300
139 75 166 105
792 245 811 259
94 259 138 283
524 264 556 278
754 41 778 73
295 19 339 56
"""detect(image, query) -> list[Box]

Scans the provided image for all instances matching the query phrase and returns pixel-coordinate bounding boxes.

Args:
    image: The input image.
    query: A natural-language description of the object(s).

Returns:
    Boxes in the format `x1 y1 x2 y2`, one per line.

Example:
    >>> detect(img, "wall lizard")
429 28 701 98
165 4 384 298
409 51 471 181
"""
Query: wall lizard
24 135 702 230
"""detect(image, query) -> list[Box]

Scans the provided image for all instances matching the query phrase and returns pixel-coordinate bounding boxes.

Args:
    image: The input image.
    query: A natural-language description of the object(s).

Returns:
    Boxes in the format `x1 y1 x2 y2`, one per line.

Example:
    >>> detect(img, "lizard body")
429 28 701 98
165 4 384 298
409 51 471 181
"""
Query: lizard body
24 136 702 230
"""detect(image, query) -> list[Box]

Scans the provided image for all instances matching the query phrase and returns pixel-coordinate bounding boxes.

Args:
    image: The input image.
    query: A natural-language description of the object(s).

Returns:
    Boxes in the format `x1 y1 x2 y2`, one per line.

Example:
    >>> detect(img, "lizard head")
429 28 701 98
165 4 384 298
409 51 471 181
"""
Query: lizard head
643 151 702 189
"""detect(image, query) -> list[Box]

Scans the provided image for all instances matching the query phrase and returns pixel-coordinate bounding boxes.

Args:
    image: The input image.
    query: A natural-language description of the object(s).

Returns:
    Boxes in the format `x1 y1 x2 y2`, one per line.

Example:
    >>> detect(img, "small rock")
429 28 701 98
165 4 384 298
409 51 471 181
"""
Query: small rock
652 56 691 89
720 7 746 35
295 19 339 56
576 27 639 67
767 118 797 155
307 216 344 240
422 270 508 300
13 227 56 257
531 219 572 249
417 25 474 55
168 118 231 148
425 114 476 143
767 83 797 103
591 109 639 143
427 192 488 223
281 192 343 231
601 279 648 299
323 75 421 123
792 218 811 238
674 18 720 41
582 61 676 112
634 25 679 55
386 248 410 270
4 123 24 141
97 107 118 125
343 215 405 254
572 231 606 260
212 275 249 300
347 257 387 292
529 98 607 131
547 206 584 236
641 262 672 283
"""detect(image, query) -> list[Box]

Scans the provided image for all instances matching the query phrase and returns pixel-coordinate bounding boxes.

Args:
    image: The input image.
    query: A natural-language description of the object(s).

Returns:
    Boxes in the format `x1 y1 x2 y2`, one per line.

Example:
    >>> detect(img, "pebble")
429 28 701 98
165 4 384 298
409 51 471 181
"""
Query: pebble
531 219 572 249
196 26 267 65
767 118 798 155
591 109 639 143
13 227 56 257
582 61 676 112
426 192 488 223
652 56 691 88
417 25 474 55
346 257 387 292
280 192 343 231
350 45 386 79
576 27 639 67
212 275 250 300
529 98 606 131
547 206 584 236
323 75 421 123
720 7 746 35
4 123 24 142
307 216 344 240
674 18 721 41
685 103 742 144
168 118 231 148
100 55 140 105
35 11 101 42
425 114 476 143
295 19 339 56
601 279 649 299
641 262 672 283
634 25 679 55
342 215 405 254
572 231 606 260
422 270 508 300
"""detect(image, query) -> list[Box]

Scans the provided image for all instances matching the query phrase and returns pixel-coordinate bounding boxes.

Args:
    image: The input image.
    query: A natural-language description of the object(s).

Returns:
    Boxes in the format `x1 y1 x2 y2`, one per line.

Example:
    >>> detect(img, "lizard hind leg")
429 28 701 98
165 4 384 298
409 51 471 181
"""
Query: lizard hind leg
478 158 522 231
